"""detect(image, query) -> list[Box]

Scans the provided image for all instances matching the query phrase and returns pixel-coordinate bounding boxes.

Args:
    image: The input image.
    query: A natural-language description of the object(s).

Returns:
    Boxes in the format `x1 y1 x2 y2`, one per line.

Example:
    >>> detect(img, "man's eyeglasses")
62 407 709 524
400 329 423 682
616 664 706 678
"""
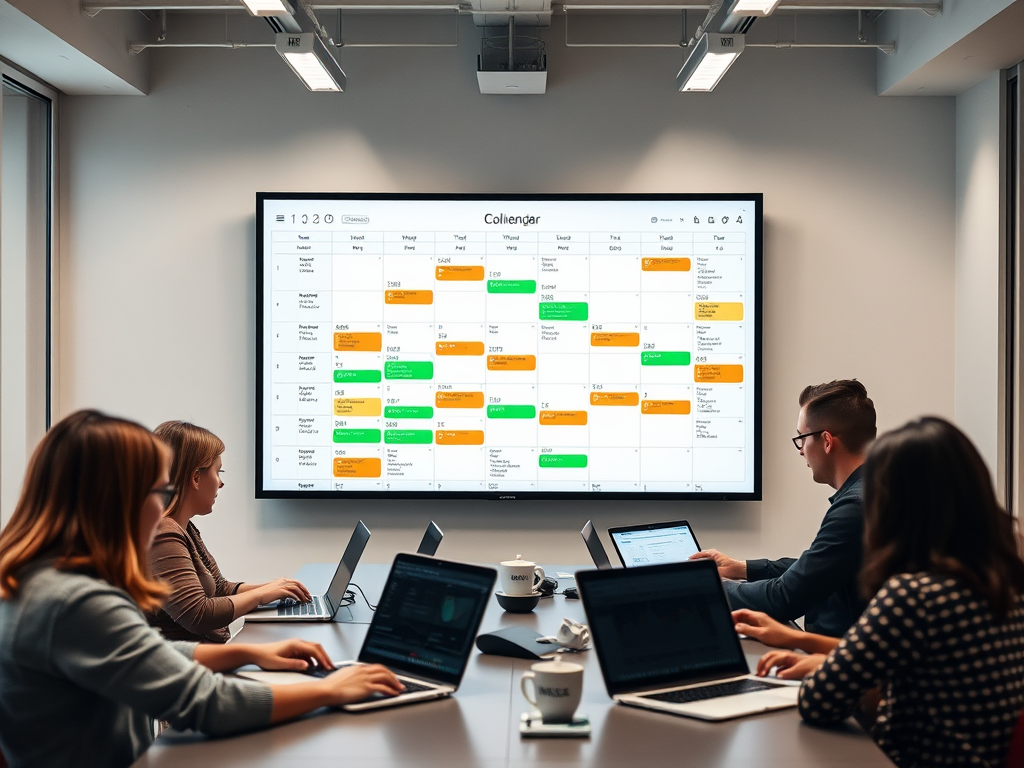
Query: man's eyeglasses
149 485 176 509
792 430 826 450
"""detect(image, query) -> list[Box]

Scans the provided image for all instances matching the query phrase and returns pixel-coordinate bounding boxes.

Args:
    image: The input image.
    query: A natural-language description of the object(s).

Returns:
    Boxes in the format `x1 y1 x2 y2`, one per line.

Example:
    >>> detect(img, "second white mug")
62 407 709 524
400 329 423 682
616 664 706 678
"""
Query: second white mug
521 657 584 723
499 555 545 596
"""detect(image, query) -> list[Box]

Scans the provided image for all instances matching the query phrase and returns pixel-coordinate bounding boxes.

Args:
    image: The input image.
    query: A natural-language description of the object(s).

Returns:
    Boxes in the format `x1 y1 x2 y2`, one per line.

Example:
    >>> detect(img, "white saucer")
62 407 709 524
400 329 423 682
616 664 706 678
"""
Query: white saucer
495 590 542 598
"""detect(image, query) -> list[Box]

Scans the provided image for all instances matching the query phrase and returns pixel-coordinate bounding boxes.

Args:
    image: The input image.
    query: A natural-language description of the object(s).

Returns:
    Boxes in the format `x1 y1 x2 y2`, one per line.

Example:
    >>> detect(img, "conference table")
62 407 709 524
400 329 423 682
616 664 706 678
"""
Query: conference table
132 563 890 768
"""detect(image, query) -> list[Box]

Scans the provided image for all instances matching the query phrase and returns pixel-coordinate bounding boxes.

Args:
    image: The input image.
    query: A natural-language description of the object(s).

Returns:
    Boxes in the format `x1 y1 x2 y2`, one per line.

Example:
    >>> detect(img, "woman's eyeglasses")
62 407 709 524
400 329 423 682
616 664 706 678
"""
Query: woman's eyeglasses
149 485 176 509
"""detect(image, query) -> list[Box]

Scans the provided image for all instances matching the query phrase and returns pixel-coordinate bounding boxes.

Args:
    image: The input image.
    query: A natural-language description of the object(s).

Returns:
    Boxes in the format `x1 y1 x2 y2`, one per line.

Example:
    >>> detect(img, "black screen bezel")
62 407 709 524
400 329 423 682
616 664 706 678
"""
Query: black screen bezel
576 559 750 696
357 553 496 686
256 192 763 501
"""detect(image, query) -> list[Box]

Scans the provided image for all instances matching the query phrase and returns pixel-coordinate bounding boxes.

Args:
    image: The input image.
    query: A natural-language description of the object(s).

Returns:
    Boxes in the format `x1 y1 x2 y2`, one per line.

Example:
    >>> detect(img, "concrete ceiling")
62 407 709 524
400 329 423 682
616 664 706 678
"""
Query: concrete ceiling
1 0 1022 97
882 0 1024 95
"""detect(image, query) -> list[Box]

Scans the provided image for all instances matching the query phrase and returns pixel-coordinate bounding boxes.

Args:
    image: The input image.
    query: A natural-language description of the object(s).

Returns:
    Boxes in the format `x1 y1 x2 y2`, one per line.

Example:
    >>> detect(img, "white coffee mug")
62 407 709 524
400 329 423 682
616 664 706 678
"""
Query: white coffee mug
499 555 545 596
520 657 583 723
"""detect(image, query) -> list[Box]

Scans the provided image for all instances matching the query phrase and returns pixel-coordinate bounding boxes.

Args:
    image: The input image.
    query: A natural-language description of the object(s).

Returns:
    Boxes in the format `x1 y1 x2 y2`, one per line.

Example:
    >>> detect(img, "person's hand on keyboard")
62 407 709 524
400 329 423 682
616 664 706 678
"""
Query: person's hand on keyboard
755 650 827 680
252 578 312 607
319 664 406 706
248 639 336 672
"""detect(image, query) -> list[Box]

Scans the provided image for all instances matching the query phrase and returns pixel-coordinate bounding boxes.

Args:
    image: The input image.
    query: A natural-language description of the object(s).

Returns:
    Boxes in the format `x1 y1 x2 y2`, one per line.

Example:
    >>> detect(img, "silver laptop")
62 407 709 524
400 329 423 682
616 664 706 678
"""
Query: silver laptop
331 553 494 711
581 520 613 570
416 520 443 556
245 520 370 622
608 519 702 567
577 559 799 721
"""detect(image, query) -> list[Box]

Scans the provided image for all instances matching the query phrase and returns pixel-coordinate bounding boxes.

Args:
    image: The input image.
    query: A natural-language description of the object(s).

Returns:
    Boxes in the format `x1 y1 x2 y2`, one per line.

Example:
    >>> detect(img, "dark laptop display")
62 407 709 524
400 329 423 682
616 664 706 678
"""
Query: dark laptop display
577 559 749 696
358 554 495 686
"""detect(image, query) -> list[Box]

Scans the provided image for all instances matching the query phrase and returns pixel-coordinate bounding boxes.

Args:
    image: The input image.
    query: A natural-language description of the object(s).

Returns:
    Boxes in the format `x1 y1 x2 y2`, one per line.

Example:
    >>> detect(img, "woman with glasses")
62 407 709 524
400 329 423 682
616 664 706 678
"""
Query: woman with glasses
0 410 402 768
147 421 310 642
736 417 1024 768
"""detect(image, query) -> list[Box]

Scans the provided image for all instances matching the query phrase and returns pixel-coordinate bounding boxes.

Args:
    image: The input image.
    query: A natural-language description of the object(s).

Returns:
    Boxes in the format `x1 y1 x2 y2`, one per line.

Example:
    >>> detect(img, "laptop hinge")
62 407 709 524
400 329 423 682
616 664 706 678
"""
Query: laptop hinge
324 594 335 616
620 672 750 695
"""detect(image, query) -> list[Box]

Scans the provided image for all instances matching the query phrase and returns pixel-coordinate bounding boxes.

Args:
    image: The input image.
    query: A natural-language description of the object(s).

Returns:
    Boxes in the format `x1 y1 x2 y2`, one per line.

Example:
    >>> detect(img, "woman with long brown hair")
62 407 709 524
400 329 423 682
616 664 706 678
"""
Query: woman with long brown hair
736 417 1024 767
0 410 402 768
148 421 309 642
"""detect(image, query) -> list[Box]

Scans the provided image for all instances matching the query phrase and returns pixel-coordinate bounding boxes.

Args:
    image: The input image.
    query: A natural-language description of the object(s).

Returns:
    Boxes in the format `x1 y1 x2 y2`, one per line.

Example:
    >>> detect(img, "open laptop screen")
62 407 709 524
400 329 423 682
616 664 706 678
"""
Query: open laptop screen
577 560 749 696
359 554 496 686
609 520 701 567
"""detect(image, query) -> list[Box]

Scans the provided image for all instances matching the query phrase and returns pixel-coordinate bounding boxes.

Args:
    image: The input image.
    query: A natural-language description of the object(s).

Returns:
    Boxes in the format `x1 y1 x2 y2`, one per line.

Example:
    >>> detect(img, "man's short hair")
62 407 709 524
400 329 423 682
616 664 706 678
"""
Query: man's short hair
799 379 877 453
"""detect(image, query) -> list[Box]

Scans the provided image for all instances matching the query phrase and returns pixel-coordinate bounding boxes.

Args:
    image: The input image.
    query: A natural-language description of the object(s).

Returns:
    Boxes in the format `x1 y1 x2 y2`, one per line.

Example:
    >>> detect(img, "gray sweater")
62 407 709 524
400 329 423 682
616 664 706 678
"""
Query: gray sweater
0 561 274 768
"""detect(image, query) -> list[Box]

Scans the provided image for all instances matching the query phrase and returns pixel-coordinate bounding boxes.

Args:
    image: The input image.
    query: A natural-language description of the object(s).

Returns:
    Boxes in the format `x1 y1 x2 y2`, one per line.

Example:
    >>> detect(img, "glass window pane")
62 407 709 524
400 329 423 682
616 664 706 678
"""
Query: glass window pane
1 79 51 523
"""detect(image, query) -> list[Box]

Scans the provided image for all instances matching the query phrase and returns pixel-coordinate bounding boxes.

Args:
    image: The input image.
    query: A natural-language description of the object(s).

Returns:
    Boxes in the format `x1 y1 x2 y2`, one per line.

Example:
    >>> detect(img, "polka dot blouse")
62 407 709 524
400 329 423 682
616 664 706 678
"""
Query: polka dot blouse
798 573 1024 768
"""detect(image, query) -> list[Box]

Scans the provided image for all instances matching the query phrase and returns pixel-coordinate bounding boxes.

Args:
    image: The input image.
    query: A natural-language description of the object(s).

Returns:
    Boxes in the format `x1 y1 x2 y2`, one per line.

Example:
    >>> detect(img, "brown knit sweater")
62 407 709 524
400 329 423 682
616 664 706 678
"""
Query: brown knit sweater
148 518 241 643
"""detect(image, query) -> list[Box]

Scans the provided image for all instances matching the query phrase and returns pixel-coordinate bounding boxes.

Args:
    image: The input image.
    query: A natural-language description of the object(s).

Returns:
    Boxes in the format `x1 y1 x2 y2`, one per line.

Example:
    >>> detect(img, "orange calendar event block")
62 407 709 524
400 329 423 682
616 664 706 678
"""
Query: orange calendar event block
435 265 485 281
641 399 692 415
333 332 382 352
642 257 691 272
333 458 381 478
435 341 485 356
590 332 640 347
385 290 433 305
539 410 588 425
590 392 640 406
435 391 485 409
435 430 485 445
694 364 744 383
487 355 536 371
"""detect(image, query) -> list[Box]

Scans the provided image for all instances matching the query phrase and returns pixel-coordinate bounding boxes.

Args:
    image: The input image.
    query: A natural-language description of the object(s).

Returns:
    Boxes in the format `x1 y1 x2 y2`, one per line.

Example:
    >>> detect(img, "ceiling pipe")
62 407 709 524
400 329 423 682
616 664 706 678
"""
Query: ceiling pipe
86 0 939 12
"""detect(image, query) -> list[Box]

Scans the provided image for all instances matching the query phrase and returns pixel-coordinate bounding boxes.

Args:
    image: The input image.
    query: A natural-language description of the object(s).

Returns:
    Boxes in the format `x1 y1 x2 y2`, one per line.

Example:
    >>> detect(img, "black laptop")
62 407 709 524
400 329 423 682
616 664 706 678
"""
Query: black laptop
577 559 799 721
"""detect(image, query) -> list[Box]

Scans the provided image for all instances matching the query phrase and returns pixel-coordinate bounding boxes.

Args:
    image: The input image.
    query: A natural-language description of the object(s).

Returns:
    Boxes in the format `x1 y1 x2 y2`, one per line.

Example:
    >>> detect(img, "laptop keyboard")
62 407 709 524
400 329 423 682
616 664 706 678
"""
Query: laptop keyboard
360 679 435 701
279 596 323 616
642 678 784 704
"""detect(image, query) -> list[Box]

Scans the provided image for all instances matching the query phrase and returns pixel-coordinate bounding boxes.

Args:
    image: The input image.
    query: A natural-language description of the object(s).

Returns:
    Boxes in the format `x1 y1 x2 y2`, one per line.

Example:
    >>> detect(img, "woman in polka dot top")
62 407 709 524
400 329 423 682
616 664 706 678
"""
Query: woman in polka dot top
738 417 1024 768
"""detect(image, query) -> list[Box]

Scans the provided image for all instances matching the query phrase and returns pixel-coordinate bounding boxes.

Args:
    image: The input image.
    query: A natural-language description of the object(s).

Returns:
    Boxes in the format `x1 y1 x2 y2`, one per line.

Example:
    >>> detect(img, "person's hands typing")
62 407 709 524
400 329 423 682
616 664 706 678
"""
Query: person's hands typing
249 639 334 672
688 549 747 580
755 650 827 680
320 664 406 705
732 609 800 648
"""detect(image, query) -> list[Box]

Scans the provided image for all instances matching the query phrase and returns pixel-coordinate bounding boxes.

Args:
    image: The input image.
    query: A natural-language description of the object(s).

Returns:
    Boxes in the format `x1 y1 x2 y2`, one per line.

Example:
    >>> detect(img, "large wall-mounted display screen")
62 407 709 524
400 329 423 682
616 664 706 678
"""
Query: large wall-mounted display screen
257 193 762 500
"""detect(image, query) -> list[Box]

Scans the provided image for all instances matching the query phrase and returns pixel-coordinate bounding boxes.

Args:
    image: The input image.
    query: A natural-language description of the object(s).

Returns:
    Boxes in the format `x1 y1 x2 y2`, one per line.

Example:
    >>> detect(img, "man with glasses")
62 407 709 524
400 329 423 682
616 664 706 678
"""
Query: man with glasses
690 380 876 637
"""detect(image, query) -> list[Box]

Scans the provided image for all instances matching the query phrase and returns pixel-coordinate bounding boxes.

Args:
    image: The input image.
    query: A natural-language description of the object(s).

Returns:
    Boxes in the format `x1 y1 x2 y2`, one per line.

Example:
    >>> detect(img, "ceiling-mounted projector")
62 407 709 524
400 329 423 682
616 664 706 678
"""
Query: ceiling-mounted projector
477 20 547 95
477 71 547 95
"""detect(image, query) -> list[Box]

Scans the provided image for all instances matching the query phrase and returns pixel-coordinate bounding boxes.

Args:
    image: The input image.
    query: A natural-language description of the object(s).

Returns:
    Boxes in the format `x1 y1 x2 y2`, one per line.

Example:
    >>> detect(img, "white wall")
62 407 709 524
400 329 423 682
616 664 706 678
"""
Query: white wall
954 73 1003 476
58 20 956 579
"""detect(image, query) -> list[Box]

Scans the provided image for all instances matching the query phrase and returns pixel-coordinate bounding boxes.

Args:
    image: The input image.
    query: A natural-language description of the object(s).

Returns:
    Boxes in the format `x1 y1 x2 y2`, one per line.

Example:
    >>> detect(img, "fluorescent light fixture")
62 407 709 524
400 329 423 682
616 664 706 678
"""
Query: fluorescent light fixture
676 33 745 92
276 33 346 92
729 0 782 16
241 0 293 16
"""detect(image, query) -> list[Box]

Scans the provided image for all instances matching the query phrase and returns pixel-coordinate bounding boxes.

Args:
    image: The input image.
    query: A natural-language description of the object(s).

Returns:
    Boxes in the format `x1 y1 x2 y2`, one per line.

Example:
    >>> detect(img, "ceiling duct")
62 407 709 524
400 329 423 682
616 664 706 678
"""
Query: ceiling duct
477 16 547 94
470 0 551 28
